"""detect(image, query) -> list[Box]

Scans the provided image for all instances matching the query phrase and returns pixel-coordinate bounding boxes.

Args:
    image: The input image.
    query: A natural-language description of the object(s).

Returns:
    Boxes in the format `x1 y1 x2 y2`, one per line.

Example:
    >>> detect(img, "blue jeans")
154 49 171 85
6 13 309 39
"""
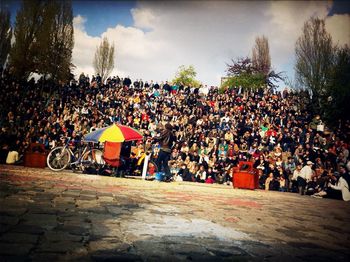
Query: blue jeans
157 149 171 178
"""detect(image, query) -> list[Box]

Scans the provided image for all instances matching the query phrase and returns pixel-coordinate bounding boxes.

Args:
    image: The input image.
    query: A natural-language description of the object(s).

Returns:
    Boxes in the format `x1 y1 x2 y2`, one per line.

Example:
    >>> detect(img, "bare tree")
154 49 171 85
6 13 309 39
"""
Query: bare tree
93 37 115 84
295 17 334 110
252 35 271 76
226 57 255 76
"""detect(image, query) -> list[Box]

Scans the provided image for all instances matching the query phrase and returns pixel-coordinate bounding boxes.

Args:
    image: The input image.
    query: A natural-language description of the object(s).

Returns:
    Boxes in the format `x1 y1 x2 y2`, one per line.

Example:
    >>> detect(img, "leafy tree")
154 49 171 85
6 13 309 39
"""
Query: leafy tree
0 3 12 70
172 65 200 87
252 35 271 75
323 45 350 125
93 37 115 84
221 73 266 92
9 0 44 80
36 0 74 83
295 17 334 112
9 0 74 83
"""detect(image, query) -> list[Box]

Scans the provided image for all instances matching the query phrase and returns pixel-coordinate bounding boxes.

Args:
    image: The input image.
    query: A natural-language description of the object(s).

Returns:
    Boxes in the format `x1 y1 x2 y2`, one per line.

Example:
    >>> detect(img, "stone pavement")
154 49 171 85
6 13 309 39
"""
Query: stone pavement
0 165 350 262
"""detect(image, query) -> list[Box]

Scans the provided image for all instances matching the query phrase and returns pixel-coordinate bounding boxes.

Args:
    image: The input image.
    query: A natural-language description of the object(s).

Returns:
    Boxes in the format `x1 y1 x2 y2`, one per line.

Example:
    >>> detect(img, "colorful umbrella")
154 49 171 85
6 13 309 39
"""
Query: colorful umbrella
84 123 143 143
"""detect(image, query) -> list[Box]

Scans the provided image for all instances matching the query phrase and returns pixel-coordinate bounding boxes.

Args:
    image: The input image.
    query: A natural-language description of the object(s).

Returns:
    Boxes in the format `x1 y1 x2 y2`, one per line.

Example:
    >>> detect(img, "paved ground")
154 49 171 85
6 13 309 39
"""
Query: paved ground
0 165 350 262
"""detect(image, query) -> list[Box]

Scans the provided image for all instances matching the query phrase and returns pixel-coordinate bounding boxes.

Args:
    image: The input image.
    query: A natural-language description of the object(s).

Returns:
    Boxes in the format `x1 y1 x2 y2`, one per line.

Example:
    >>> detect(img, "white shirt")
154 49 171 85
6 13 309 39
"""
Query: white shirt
300 165 313 182
90 126 98 133
292 169 302 181
196 170 207 181
174 174 183 182
81 107 89 115
6 151 19 164
330 177 350 202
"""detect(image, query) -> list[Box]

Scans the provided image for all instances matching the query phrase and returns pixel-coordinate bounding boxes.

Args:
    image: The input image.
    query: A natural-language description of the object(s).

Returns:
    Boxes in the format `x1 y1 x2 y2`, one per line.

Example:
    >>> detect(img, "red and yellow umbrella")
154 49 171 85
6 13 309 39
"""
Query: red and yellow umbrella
84 123 143 143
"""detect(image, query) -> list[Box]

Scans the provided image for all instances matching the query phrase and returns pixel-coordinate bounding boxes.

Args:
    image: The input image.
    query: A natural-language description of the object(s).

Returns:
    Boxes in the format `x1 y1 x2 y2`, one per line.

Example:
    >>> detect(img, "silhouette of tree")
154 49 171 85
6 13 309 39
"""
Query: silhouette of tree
9 0 74 83
0 3 12 70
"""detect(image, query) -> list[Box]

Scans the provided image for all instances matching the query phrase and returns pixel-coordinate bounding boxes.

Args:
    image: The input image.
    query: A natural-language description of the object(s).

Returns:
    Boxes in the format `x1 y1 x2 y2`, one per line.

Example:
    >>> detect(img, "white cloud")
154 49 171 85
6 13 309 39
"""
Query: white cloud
131 7 156 29
326 14 350 47
72 1 349 87
263 1 330 65
72 20 100 77
73 15 86 31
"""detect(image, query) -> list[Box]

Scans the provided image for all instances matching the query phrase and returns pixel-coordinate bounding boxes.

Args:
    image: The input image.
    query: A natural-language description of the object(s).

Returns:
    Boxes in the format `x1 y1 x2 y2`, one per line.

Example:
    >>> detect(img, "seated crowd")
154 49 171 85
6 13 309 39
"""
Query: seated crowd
0 69 349 201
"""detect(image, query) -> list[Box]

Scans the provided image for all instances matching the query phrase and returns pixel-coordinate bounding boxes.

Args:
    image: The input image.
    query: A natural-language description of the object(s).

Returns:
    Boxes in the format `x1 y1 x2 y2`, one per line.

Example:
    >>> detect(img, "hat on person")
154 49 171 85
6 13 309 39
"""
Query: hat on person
307 161 313 165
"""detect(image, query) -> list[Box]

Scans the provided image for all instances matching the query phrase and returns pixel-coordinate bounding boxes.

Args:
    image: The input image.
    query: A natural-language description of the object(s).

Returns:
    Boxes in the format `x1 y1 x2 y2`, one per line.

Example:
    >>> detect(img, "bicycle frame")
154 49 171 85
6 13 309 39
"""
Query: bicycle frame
61 137 95 167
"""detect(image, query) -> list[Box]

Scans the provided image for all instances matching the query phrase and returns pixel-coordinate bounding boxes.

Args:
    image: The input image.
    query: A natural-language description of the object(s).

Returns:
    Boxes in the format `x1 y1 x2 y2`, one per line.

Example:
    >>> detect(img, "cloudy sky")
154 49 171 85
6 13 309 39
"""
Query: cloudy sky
6 0 350 88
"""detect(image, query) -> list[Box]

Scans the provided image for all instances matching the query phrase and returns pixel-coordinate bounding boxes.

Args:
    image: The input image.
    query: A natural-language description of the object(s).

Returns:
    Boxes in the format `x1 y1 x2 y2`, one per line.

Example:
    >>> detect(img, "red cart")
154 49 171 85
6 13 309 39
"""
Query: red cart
232 161 259 190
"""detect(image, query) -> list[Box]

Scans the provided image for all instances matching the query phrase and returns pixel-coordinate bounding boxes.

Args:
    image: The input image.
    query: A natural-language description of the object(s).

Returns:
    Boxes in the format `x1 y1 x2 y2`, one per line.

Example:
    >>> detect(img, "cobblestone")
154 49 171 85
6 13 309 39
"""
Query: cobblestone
1 165 350 261
0 232 39 244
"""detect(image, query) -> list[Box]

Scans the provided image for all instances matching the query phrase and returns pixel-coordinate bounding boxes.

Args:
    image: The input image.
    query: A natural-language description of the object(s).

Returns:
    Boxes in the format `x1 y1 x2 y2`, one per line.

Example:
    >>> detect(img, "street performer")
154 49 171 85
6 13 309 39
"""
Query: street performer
155 123 176 181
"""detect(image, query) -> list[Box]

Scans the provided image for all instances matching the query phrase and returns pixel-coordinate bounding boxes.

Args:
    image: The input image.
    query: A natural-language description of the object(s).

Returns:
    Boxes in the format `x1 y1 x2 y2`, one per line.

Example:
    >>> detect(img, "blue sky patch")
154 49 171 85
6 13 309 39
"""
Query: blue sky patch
72 0 136 36
4 0 136 36
329 0 350 16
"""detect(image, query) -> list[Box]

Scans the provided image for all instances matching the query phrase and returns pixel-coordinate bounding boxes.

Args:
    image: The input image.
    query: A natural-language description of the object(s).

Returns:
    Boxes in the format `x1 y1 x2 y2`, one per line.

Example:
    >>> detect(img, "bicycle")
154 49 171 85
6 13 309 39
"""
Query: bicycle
46 136 104 172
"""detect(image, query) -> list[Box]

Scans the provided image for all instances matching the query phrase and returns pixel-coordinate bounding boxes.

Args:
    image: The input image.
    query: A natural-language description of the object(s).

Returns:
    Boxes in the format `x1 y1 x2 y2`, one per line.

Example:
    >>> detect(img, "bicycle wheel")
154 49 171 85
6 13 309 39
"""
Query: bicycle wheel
82 149 105 167
47 146 70 171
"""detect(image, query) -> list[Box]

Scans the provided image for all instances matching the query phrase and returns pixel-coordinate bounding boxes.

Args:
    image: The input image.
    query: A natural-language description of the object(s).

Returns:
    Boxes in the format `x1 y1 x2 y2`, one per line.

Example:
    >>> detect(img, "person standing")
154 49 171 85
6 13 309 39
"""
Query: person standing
156 123 176 181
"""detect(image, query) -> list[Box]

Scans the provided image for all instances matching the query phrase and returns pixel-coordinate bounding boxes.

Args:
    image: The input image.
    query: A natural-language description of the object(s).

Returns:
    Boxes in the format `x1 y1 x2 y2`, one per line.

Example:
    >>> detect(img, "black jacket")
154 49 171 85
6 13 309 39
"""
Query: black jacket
156 128 176 153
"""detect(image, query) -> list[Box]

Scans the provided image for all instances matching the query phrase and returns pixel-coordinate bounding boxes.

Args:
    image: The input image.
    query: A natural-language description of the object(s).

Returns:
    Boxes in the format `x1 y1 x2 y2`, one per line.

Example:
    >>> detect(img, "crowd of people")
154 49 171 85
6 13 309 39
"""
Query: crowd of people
0 68 349 201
